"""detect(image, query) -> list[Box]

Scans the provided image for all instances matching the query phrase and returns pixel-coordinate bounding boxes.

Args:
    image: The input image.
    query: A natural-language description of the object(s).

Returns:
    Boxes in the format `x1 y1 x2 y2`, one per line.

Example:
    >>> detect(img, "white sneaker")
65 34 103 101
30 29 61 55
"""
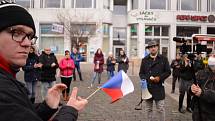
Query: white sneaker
88 84 93 89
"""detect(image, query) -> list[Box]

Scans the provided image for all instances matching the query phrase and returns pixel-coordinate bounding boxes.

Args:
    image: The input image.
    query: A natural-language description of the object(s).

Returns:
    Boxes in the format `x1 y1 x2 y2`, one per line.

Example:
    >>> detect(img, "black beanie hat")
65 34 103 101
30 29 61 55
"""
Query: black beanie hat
0 1 36 35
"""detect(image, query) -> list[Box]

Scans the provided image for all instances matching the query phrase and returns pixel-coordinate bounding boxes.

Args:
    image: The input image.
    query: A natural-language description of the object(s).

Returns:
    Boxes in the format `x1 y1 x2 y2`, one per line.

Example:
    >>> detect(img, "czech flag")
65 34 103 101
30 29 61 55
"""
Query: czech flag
101 70 134 103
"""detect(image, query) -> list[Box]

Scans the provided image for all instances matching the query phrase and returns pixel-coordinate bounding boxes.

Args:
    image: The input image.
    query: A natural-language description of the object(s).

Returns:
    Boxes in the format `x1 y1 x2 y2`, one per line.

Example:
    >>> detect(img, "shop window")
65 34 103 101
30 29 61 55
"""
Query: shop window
130 24 137 36
145 26 152 36
207 27 215 34
103 24 110 36
177 26 200 37
162 26 169 36
40 24 64 54
154 26 160 36
113 28 126 39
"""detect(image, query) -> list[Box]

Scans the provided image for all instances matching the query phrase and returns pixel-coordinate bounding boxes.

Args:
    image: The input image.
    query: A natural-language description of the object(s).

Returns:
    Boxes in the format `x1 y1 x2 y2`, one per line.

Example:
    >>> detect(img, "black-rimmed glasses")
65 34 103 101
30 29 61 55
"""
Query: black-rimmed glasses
5 27 38 45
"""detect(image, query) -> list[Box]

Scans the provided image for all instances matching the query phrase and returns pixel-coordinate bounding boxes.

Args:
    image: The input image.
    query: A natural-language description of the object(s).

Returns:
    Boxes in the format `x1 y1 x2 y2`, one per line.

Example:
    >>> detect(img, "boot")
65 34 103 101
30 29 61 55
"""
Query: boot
63 91 67 101
30 98 35 104
179 94 185 113
66 93 70 101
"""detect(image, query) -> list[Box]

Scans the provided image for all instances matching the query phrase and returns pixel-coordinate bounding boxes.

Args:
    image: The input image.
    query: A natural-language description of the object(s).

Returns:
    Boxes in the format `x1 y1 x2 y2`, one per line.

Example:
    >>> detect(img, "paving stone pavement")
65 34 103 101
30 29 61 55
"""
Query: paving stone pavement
17 63 192 121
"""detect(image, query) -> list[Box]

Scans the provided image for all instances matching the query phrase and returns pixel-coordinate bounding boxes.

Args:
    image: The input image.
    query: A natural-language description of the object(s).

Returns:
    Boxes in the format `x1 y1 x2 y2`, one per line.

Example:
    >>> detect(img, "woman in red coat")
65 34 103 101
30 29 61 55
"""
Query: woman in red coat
89 48 104 88
59 50 75 100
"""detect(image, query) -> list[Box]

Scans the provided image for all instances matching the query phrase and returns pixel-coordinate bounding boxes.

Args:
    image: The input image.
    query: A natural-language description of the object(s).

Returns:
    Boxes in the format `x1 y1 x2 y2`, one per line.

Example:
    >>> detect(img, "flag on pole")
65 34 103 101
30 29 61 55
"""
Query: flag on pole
101 70 134 103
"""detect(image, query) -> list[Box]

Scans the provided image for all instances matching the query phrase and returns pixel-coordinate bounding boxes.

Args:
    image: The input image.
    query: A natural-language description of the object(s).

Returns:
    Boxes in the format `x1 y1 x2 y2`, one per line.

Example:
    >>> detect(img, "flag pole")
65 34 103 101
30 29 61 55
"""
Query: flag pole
86 87 102 100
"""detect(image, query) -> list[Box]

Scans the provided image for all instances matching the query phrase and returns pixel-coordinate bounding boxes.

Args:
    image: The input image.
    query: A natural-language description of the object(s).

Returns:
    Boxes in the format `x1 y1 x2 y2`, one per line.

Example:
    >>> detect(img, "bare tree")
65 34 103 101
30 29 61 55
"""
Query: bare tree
57 11 97 50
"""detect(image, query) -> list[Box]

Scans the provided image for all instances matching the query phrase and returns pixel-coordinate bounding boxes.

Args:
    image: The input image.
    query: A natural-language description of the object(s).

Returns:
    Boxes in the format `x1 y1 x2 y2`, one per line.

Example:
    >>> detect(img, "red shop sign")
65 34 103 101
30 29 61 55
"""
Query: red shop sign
177 15 207 22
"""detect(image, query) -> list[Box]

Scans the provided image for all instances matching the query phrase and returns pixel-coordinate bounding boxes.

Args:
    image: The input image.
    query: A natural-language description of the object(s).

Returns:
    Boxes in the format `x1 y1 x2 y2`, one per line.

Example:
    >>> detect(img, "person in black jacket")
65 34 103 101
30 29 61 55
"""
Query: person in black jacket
117 49 129 73
22 46 42 103
178 54 193 113
139 41 171 121
170 54 181 93
106 52 116 79
190 55 215 121
39 47 59 100
0 1 87 121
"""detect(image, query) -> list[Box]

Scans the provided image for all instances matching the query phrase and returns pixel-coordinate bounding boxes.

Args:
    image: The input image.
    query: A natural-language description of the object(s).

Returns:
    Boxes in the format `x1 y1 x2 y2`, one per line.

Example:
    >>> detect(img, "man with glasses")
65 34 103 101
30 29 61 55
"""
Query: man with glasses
0 1 87 121
139 41 171 121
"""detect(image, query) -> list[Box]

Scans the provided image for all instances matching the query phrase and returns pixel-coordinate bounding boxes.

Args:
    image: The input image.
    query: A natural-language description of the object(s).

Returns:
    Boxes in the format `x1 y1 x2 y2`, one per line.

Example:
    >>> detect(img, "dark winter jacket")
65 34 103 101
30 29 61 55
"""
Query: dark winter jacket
22 53 41 82
39 51 59 82
179 60 193 81
139 54 171 100
170 59 181 77
93 53 104 73
191 68 215 121
106 57 115 72
117 56 129 73
70 52 83 69
0 68 78 121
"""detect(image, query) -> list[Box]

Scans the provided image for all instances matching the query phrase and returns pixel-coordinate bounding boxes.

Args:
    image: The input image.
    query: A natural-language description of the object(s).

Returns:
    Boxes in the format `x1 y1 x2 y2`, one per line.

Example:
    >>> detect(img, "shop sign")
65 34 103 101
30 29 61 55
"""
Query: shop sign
129 10 158 22
176 15 215 23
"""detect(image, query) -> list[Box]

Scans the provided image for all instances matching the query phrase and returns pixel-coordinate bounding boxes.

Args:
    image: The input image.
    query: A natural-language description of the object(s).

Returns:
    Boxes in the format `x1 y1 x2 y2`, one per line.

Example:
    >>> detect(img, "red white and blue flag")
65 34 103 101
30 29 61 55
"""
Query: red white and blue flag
101 70 134 103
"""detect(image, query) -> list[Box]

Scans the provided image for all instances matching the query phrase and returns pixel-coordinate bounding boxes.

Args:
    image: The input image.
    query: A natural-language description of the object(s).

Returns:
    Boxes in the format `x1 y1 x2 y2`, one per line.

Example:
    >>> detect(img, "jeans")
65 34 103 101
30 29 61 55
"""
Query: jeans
145 99 165 121
73 67 83 81
179 79 192 109
26 81 37 99
107 71 114 80
41 81 55 100
91 72 101 84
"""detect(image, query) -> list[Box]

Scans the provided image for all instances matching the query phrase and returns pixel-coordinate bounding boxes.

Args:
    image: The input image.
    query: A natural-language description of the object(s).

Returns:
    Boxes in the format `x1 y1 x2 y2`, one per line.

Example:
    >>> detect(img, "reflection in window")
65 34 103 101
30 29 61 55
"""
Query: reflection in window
76 0 92 8
181 0 197 11
177 26 200 37
103 24 110 36
113 28 126 39
154 26 160 36
130 24 137 36
15 0 31 8
145 26 152 36
132 0 138 10
103 0 110 9
150 0 166 9
162 26 169 36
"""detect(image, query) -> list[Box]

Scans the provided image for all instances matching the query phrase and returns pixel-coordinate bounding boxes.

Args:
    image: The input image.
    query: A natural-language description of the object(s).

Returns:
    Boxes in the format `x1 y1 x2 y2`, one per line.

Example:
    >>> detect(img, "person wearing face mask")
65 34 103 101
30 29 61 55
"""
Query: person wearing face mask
190 54 215 121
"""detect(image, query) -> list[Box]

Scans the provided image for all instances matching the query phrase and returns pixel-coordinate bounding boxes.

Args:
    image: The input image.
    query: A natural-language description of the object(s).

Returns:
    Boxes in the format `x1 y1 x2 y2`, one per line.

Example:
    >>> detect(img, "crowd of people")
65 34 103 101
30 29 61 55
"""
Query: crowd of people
1 1 215 121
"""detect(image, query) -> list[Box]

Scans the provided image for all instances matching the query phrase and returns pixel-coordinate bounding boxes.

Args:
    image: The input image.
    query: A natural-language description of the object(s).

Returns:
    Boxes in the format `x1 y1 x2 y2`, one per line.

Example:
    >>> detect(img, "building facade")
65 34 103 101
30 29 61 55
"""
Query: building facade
11 0 215 61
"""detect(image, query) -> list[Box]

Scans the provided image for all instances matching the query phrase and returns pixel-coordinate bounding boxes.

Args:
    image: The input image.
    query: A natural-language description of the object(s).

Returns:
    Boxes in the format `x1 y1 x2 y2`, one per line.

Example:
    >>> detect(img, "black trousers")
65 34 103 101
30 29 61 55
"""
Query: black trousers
61 77 72 94
172 76 180 92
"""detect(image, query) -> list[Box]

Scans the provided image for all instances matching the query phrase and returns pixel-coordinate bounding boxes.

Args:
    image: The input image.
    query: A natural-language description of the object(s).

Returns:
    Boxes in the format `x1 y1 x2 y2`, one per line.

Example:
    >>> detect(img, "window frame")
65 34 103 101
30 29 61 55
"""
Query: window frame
75 0 94 8
13 0 34 8
178 0 200 11
147 0 168 10
41 0 65 8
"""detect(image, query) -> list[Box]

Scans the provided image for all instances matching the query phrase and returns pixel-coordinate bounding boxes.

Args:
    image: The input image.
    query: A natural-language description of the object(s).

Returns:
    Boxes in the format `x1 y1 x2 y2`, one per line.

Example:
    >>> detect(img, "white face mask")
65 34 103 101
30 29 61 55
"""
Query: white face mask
208 56 215 71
